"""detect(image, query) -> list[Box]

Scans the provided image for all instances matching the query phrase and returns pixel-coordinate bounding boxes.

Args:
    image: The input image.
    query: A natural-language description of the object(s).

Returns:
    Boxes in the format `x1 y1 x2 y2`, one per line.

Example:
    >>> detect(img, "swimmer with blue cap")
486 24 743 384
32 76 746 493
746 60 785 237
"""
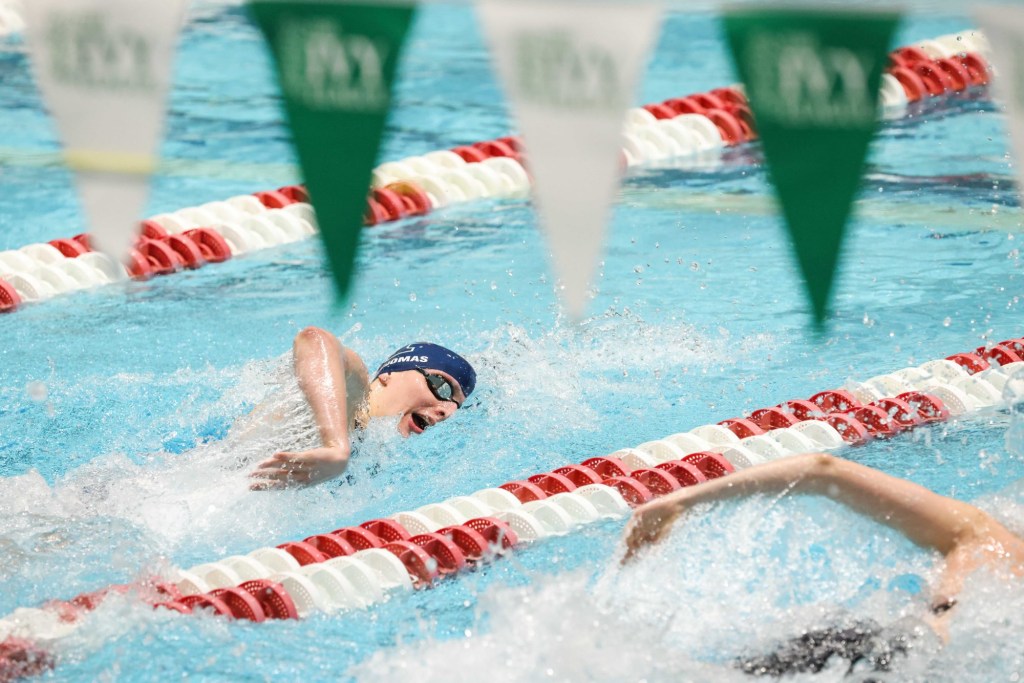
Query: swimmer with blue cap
250 327 476 490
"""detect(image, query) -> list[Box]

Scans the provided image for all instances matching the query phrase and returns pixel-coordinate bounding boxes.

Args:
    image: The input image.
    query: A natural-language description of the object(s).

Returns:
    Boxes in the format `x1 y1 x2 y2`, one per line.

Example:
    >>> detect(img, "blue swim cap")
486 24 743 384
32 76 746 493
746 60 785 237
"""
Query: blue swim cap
376 342 477 398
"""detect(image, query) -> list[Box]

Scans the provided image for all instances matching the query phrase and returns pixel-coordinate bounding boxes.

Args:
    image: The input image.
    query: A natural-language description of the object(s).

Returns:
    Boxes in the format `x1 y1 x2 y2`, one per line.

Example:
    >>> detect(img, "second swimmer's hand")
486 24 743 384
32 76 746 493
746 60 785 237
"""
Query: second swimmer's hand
621 497 684 564
249 445 350 490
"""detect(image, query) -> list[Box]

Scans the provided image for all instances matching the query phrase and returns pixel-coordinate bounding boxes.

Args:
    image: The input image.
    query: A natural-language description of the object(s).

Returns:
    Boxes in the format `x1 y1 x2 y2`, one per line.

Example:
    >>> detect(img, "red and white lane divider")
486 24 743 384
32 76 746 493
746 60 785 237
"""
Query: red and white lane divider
0 30 992 315
884 31 991 106
0 335 1019 682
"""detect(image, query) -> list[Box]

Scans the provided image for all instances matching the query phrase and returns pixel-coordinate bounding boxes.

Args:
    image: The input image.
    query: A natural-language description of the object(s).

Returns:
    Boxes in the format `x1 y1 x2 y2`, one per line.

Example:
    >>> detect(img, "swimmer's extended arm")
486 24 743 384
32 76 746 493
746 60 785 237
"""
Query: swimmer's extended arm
624 454 1024 582
250 326 369 490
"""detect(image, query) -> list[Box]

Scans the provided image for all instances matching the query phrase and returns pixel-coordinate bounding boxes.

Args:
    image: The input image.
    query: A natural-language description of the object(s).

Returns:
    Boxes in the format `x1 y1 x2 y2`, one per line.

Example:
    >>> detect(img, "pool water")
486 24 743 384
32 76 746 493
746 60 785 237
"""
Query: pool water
1 2 1023 681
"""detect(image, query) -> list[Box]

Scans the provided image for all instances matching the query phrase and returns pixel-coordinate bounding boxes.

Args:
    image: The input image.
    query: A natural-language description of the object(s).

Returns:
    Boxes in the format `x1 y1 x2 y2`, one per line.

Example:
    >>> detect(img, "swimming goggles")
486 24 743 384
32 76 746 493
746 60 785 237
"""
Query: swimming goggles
415 368 462 407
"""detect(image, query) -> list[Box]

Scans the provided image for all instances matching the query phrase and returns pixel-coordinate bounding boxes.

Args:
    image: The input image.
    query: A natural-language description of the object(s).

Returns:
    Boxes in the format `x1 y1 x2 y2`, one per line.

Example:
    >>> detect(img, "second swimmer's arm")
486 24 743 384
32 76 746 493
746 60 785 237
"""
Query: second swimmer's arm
624 453 1019 563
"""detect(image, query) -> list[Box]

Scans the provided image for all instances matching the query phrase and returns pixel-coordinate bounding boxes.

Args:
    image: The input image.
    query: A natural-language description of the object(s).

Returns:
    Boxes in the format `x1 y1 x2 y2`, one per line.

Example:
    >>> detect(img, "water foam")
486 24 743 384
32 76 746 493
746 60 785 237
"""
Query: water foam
351 488 1024 683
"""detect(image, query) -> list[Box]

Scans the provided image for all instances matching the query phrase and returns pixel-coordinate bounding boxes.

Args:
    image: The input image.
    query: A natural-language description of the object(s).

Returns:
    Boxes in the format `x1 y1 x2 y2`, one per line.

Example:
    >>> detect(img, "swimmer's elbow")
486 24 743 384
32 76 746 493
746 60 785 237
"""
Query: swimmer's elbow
802 452 840 477
294 326 340 352
295 326 330 343
795 452 844 493
950 504 1000 547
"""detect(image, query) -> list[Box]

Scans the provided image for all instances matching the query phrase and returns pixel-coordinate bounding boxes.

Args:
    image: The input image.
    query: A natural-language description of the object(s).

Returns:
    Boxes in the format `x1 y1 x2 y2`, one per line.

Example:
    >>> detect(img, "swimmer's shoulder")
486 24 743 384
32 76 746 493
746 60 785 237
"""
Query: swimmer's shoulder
964 514 1024 575
340 344 369 377
339 343 371 400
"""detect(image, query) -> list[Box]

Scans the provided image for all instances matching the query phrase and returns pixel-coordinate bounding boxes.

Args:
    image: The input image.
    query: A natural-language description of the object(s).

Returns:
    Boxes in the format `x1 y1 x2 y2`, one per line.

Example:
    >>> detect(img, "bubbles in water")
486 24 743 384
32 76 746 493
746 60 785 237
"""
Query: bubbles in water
943 317 951 327
25 381 47 402
409 292 417 302
352 496 959 682
1003 368 1024 458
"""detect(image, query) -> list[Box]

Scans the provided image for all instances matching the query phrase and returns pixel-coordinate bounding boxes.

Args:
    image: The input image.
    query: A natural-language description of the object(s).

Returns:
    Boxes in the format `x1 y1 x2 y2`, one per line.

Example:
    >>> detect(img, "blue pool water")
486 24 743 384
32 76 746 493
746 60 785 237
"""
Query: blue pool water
1 2 1023 680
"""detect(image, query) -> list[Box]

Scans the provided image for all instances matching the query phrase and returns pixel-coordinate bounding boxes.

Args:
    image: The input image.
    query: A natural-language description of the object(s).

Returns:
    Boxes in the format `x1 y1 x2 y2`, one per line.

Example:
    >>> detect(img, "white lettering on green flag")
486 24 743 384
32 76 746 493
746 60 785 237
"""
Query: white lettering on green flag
23 0 187 261
251 1 414 300
479 1 661 320
723 9 898 327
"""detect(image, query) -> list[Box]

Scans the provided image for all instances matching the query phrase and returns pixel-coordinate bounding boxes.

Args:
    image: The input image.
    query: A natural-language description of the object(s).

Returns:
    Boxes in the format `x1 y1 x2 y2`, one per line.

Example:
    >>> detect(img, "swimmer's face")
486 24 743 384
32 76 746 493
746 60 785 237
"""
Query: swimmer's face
369 369 467 437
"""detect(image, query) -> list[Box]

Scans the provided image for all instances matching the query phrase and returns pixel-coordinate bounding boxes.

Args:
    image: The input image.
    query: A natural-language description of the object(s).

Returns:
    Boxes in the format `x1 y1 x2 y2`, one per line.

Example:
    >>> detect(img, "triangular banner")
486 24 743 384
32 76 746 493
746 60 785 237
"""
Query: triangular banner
23 0 188 261
976 11 1024 199
250 1 415 301
722 9 898 327
478 0 662 320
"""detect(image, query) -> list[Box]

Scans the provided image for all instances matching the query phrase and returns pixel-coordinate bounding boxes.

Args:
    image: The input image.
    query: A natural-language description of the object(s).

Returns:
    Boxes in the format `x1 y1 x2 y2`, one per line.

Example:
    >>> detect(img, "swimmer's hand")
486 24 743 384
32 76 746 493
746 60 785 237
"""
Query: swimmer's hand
249 445 350 490
622 497 684 564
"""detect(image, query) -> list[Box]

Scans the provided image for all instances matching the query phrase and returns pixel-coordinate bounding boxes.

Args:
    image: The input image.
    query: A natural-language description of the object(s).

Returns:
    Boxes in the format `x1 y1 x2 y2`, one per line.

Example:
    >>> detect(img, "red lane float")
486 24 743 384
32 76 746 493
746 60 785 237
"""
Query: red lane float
552 464 604 486
977 344 1023 365
579 456 630 478
332 526 386 549
386 181 432 216
889 66 928 102
500 480 548 503
682 452 735 478
959 54 990 85
278 185 310 203
464 517 518 550
253 190 295 209
913 61 954 96
718 417 765 438
946 352 989 374
629 468 681 495
304 533 358 559
277 541 327 566
209 588 266 622
705 108 746 145
656 459 707 486
451 145 488 163
0 279 20 313
0 637 54 681
527 472 577 495
437 525 491 561
410 533 466 574
372 188 409 221
383 541 440 586
166 234 206 269
360 519 412 543
184 228 232 263
238 580 299 619
47 238 89 257
750 406 802 430
601 476 654 506
474 139 519 161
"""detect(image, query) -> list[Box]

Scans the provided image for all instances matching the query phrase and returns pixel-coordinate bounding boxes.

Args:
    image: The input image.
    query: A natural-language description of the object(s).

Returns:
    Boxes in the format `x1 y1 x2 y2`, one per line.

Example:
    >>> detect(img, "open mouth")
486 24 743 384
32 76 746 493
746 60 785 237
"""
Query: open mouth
411 412 429 432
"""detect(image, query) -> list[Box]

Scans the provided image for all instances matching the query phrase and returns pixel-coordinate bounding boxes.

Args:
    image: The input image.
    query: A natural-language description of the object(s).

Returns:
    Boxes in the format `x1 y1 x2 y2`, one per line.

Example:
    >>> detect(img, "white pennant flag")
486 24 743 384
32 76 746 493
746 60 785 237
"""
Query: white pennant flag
478 0 661 320
23 0 187 261
975 13 1024 198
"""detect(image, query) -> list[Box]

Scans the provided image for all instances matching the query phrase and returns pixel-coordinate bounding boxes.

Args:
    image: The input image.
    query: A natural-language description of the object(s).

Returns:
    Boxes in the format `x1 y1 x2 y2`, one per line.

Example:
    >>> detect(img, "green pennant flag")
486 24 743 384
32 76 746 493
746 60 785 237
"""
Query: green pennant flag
722 9 898 327
250 1 415 300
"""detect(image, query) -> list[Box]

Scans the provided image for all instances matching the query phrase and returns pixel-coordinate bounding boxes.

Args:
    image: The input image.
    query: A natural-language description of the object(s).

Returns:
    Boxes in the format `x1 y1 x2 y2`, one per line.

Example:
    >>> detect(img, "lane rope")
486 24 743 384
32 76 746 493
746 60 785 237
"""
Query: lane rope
1 336 1020 679
0 29 992 314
